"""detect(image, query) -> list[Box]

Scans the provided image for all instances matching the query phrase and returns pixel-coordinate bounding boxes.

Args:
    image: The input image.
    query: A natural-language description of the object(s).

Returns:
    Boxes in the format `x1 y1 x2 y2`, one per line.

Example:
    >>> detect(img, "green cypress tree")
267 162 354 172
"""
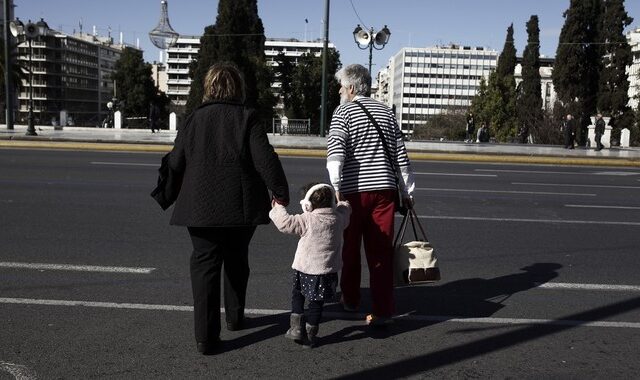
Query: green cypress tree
496 24 517 80
516 15 543 143
470 76 488 125
110 47 157 117
289 49 341 132
582 0 603 142
597 0 634 142
185 0 275 121
492 24 518 141
553 0 602 145
274 51 295 116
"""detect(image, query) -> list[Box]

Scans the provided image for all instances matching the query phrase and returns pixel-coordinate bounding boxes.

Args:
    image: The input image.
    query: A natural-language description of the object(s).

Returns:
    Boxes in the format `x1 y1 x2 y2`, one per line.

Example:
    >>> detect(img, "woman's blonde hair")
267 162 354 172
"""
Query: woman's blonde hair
203 63 246 103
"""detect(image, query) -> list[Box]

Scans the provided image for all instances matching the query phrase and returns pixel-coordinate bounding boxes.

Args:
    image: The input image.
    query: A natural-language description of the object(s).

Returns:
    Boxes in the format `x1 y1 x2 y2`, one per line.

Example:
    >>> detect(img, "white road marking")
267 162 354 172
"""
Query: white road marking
393 315 640 329
0 262 155 274
476 169 590 175
414 172 498 177
0 298 192 311
90 161 157 167
477 169 640 176
0 361 37 380
535 282 640 292
2 297 639 329
412 215 640 227
565 204 640 210
593 171 640 176
416 187 596 197
513 182 640 190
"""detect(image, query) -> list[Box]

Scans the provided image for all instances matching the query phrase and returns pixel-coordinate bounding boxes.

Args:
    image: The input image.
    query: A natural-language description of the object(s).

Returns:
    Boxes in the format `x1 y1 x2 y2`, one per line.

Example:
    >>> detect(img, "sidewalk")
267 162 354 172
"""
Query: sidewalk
2 124 640 167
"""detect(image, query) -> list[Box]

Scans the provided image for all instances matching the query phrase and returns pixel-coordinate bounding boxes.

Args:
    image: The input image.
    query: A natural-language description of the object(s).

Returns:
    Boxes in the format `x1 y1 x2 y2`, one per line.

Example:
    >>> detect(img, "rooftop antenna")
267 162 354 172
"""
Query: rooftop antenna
149 0 179 51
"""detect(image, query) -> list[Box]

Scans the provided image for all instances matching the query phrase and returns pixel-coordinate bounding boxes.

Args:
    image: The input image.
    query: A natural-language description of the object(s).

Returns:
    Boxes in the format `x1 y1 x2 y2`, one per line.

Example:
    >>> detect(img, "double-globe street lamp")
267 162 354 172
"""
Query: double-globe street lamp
10 17 49 136
352 24 391 84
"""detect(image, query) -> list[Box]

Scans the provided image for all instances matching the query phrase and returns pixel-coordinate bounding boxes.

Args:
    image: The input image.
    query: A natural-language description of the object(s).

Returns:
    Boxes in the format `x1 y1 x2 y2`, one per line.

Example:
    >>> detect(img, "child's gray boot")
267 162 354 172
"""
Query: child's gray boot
303 323 319 348
284 313 305 342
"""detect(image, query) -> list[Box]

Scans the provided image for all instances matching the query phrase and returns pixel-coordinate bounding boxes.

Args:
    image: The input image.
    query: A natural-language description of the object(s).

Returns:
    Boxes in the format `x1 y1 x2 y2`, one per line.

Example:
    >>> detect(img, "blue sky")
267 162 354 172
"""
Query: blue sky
16 0 640 75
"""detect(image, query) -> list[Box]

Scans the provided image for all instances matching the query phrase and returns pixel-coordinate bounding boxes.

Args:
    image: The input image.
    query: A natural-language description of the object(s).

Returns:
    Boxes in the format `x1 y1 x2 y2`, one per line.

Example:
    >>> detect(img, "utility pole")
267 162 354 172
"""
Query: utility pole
3 0 14 130
319 0 329 137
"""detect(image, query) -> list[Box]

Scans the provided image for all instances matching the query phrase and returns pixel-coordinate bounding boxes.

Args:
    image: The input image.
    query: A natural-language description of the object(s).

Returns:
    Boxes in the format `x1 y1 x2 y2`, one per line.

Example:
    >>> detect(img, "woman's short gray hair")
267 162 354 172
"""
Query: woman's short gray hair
335 64 371 96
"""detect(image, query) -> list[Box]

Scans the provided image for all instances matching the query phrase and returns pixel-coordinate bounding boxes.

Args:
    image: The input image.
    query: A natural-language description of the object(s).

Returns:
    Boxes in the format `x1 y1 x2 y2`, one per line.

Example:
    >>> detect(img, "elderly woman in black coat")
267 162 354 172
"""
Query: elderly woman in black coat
168 63 289 355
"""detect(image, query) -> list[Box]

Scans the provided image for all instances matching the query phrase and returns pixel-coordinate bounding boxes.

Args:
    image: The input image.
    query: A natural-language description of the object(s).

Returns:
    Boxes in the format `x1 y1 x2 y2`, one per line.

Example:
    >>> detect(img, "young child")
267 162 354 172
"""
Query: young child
269 182 351 348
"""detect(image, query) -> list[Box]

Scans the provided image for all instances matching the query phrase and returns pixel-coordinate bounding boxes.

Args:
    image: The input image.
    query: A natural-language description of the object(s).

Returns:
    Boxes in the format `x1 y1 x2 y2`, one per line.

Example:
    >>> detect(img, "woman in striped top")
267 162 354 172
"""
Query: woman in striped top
326 64 415 326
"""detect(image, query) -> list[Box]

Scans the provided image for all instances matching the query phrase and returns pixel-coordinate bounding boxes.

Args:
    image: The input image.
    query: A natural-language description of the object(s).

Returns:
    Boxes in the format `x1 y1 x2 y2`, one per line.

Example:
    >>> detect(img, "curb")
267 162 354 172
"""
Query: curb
2 138 640 167
0 139 172 153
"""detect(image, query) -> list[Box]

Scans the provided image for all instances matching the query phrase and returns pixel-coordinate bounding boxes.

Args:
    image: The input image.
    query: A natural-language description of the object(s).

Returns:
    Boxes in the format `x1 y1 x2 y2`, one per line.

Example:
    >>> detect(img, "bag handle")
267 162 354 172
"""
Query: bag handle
394 209 429 248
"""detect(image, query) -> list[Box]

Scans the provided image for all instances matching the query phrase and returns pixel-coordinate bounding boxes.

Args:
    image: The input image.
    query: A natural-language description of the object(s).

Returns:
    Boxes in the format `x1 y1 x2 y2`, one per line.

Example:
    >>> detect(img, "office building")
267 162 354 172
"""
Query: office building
14 28 138 126
165 35 199 109
627 27 640 110
385 45 498 133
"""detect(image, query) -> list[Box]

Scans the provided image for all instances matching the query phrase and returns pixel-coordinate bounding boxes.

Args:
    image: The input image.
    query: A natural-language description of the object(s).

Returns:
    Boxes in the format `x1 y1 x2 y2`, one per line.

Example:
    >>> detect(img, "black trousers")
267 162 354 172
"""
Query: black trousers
596 132 604 149
187 226 256 343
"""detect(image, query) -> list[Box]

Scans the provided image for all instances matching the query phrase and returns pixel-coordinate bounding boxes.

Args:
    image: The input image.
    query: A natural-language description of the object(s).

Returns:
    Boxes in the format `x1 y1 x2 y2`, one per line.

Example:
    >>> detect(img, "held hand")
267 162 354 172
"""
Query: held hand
335 190 346 202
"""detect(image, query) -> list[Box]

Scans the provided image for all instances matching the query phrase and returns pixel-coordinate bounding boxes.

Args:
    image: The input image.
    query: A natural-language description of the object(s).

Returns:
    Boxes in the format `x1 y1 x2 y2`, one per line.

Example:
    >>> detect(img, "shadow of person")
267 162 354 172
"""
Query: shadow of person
395 262 562 318
215 313 288 353
321 263 562 346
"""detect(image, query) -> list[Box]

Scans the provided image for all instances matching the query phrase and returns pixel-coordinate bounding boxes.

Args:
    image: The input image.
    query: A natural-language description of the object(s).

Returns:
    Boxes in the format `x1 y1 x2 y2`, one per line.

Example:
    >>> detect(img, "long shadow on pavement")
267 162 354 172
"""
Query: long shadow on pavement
320 262 562 345
214 263 563 353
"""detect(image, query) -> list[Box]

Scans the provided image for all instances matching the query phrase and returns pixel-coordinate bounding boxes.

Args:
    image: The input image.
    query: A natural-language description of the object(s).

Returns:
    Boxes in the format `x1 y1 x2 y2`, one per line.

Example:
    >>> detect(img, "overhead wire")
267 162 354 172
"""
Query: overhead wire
349 0 368 29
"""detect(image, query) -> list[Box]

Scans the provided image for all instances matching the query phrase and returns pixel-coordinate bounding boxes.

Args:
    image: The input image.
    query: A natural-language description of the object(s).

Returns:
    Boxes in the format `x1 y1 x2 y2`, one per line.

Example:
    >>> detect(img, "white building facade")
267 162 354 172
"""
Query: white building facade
165 36 336 113
165 35 200 108
627 27 640 110
386 45 498 133
14 28 136 125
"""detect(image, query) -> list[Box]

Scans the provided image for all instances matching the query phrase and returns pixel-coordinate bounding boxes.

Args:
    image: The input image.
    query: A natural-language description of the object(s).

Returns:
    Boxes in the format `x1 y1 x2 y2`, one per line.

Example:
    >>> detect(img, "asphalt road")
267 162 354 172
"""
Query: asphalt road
1 148 639 379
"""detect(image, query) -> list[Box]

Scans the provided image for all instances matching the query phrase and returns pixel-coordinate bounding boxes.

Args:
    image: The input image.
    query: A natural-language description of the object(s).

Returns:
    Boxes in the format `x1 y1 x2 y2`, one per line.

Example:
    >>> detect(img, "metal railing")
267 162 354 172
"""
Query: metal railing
272 118 312 135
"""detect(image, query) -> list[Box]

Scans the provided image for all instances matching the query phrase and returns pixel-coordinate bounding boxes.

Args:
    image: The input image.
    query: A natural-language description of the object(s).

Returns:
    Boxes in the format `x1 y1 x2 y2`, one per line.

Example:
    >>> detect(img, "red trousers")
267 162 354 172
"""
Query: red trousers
341 189 396 317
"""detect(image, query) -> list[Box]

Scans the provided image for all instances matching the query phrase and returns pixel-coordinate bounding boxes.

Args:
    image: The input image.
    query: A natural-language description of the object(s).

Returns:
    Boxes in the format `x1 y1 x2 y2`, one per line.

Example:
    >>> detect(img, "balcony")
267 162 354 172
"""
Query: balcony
166 68 190 75
166 58 192 64
167 78 192 85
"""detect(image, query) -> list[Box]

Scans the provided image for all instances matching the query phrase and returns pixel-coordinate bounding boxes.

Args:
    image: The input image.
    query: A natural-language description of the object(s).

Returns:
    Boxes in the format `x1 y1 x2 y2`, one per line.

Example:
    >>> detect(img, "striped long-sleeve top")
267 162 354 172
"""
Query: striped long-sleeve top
326 96 415 196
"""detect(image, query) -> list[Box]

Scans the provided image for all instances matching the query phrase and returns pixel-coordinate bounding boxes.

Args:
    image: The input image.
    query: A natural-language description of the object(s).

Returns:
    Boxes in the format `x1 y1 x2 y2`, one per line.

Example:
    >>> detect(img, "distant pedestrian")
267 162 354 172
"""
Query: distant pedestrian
165 63 289 355
563 114 576 149
327 64 416 326
149 101 160 133
477 123 490 143
595 113 605 151
466 112 475 143
269 183 351 348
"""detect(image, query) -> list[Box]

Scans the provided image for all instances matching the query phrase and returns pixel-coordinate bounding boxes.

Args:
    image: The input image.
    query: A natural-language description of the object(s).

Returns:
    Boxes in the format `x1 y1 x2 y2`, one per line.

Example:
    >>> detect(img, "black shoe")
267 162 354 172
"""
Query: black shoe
226 316 245 331
197 339 221 355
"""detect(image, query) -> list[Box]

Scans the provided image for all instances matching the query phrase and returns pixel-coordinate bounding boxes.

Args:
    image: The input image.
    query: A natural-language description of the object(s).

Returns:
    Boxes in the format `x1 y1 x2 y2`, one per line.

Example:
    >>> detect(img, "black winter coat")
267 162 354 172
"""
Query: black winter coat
168 101 289 227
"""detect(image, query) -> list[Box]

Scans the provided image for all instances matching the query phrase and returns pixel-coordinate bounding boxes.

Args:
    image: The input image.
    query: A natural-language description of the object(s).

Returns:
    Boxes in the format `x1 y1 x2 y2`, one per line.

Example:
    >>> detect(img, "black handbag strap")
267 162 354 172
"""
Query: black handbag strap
394 209 430 248
352 100 396 175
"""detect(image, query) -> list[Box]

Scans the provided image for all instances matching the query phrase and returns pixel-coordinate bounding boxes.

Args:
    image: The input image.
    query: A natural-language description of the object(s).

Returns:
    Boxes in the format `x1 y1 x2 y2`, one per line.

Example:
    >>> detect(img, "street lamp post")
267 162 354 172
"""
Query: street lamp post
352 24 391 84
3 0 14 130
10 18 49 136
